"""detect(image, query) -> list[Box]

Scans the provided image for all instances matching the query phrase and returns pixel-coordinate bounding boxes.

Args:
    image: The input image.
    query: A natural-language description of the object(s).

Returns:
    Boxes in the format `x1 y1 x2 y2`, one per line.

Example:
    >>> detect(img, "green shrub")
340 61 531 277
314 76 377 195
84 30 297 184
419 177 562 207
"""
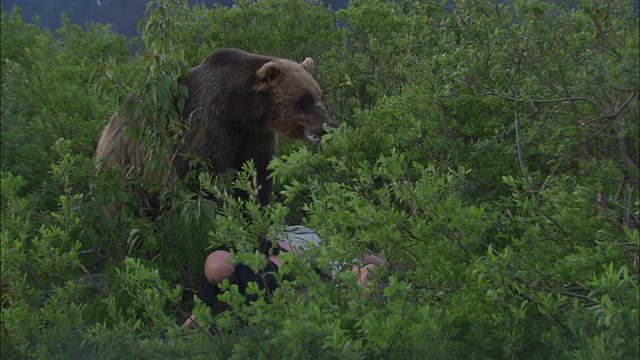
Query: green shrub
1 0 637 358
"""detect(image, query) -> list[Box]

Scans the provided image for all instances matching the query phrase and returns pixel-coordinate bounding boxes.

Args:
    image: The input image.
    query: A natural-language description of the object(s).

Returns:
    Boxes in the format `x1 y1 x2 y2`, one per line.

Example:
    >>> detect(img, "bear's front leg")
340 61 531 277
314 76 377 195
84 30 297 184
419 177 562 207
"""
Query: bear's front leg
234 138 276 206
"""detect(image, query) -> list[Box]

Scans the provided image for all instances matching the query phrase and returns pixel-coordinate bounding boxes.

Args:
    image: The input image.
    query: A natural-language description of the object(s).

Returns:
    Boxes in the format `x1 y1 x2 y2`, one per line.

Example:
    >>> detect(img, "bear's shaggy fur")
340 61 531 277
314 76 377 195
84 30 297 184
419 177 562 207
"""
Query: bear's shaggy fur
96 48 336 207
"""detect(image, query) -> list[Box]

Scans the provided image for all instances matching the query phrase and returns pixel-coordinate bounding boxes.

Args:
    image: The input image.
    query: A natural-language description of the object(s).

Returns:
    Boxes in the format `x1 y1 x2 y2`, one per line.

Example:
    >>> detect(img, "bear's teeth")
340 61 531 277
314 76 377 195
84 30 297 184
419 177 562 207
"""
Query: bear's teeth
304 129 322 146
307 134 321 145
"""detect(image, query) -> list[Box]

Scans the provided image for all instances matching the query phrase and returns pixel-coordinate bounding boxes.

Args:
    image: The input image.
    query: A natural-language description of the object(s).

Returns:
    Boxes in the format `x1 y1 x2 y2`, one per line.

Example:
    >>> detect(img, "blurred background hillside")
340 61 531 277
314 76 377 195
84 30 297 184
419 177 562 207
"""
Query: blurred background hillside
0 0 350 38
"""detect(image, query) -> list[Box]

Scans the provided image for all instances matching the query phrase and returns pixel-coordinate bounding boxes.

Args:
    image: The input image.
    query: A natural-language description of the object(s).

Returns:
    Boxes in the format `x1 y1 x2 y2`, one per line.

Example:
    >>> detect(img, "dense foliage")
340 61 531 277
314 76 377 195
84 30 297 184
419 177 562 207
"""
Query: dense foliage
1 0 638 358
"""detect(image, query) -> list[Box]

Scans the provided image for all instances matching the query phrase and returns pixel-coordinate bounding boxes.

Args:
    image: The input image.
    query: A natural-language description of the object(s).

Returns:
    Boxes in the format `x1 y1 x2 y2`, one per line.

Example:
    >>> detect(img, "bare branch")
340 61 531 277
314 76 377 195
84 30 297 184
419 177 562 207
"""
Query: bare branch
542 92 637 189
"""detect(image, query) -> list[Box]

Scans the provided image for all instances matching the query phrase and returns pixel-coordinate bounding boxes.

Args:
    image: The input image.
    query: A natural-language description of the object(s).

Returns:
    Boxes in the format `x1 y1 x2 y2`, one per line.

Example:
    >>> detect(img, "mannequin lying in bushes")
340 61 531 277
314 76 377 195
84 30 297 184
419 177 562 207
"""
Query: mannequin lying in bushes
182 226 387 330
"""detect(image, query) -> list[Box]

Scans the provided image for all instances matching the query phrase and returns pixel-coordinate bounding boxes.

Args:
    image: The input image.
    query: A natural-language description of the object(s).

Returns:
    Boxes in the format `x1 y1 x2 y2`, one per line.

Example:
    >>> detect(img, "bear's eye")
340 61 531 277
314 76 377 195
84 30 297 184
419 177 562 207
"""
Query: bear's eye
297 94 315 113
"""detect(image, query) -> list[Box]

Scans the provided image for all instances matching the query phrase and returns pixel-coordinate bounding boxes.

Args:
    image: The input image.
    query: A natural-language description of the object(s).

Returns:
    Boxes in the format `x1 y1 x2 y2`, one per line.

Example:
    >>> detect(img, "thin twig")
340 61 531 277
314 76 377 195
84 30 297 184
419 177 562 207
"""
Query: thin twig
513 276 596 305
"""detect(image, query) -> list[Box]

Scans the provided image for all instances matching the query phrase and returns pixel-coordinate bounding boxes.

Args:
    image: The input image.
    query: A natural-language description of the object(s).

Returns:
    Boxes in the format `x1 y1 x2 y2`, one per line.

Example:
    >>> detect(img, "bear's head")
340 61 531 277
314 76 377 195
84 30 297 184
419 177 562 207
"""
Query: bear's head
255 58 337 145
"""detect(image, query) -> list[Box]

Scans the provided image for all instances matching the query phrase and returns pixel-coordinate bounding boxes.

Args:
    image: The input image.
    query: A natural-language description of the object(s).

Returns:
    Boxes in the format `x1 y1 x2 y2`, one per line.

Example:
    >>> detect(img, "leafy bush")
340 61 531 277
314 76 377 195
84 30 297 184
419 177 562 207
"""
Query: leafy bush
1 0 638 359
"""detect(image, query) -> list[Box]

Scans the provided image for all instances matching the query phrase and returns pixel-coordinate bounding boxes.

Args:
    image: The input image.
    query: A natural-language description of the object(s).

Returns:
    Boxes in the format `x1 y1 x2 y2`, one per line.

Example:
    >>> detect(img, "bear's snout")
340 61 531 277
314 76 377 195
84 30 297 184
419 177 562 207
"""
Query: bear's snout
303 117 338 146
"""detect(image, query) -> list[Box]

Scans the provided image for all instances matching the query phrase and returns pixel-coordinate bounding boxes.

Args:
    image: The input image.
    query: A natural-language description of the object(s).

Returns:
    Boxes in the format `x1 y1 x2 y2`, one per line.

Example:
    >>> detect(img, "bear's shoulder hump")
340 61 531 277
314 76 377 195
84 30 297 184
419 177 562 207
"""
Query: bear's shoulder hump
204 48 273 71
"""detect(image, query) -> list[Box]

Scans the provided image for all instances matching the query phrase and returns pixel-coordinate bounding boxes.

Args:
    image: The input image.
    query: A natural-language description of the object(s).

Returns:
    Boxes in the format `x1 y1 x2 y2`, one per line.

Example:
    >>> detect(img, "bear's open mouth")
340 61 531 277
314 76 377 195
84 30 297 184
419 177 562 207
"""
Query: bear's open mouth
303 127 322 146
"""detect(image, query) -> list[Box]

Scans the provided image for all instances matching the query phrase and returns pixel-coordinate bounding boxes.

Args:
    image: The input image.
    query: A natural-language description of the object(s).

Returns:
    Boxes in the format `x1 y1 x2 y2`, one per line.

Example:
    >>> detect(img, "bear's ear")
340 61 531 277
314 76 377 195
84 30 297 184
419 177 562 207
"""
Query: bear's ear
257 61 280 87
301 57 314 74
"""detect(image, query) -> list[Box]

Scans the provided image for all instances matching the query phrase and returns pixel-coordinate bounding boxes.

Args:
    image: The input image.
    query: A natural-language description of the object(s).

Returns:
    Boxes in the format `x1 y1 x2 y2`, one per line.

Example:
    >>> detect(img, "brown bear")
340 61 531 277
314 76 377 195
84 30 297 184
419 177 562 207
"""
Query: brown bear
95 48 336 209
